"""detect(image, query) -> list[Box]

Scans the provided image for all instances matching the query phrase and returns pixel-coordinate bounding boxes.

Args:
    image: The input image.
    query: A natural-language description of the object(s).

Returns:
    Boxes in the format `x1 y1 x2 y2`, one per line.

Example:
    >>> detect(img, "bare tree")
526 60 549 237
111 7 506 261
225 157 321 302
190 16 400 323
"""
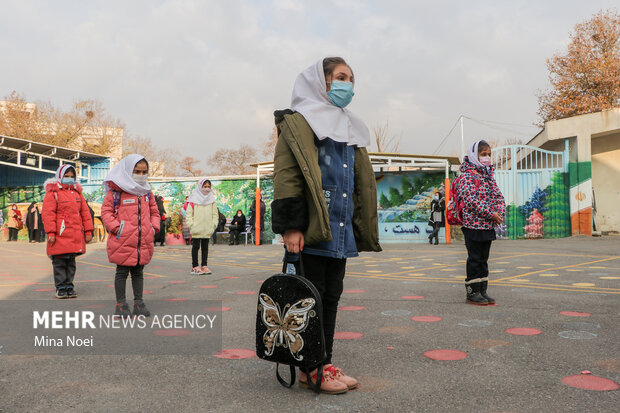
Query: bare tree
178 156 204 177
208 144 259 175
373 121 401 153
261 126 278 160
123 135 180 177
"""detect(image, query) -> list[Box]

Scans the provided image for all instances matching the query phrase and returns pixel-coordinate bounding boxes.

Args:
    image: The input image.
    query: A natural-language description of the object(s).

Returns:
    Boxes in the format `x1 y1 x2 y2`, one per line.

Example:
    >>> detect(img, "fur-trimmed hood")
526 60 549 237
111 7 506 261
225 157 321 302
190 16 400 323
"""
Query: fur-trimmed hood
44 177 84 194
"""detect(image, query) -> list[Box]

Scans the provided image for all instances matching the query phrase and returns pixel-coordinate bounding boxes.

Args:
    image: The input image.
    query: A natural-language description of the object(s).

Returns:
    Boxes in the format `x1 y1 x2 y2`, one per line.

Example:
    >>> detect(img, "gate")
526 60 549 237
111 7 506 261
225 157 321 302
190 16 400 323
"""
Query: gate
491 145 570 239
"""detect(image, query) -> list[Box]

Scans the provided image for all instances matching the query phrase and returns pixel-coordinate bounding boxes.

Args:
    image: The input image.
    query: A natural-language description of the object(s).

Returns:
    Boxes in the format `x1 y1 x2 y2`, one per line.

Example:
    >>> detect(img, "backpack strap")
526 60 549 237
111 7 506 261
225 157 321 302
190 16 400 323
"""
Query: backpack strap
276 363 296 388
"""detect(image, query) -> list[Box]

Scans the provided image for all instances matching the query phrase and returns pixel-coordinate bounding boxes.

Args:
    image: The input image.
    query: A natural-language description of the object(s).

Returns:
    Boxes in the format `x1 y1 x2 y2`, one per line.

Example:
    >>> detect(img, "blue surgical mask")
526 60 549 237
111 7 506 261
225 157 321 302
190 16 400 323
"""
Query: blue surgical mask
61 177 75 185
327 81 354 108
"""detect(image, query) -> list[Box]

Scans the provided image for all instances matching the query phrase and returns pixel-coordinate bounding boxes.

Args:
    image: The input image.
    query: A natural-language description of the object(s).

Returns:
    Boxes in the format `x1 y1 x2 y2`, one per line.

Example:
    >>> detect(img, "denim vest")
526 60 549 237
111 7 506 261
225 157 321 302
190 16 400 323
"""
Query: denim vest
304 137 358 259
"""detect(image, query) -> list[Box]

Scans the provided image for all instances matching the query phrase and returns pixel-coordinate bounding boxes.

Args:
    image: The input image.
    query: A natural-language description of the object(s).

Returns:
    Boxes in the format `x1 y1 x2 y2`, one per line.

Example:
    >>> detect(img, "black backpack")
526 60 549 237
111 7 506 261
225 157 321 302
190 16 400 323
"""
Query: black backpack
255 256 325 392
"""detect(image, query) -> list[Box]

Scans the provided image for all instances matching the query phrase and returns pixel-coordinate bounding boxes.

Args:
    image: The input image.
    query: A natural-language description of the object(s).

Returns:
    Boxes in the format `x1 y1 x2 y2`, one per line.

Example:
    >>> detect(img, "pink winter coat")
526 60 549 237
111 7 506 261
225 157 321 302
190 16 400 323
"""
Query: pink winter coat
101 182 160 266
42 178 94 256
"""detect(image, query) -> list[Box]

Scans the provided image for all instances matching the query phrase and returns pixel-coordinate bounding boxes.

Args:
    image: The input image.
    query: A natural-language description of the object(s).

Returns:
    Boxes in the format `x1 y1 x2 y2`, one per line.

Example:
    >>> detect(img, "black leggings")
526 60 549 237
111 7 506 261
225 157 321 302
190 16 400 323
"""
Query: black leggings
192 238 209 267
115 265 144 303
294 253 346 372
464 238 492 281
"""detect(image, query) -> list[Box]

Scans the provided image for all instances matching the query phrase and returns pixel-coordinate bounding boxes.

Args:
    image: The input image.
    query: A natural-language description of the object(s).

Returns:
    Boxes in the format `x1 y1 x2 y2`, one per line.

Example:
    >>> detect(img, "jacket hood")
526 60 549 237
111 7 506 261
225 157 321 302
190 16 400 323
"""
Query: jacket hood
460 158 495 177
44 177 83 193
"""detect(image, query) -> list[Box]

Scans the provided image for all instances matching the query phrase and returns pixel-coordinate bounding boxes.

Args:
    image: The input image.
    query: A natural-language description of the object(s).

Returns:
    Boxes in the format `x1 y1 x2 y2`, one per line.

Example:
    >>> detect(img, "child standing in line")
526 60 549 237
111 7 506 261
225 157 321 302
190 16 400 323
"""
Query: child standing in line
457 140 505 305
101 154 160 317
185 178 218 274
42 165 94 298
272 57 381 393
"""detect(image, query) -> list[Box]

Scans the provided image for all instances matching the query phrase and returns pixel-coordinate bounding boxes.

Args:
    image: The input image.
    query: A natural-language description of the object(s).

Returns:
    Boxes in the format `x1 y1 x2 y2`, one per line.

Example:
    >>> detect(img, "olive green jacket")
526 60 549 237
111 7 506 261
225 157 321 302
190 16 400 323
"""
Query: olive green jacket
271 110 381 253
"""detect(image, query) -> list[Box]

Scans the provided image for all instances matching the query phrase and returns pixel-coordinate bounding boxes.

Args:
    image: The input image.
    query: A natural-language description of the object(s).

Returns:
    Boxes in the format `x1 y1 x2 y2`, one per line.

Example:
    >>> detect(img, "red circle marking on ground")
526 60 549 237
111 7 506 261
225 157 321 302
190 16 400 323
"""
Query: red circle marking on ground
144 276 158 279
401 295 425 300
168 281 186 284
151 266 162 269
106 284 114 288
143 290 154 294
334 331 364 340
338 306 366 311
505 327 542 336
223 276 239 279
560 311 591 317
5 276 23 280
411 316 442 322
424 350 468 361
173 269 184 272
20 282 37 286
256 280 264 283
34 288 55 292
343 289 365 293
204 306 231 312
562 374 619 391
164 298 187 302
153 329 192 337
199 285 218 289
213 349 256 359
236 291 257 295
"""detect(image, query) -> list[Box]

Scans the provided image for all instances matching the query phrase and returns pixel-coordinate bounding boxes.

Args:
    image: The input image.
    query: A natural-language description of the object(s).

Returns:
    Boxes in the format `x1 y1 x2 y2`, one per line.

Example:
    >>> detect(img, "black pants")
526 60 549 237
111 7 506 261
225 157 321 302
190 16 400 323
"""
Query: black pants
52 254 77 290
192 238 209 267
429 222 441 244
294 253 346 372
8 228 18 241
229 230 242 245
115 265 144 303
463 236 492 282
29 229 41 242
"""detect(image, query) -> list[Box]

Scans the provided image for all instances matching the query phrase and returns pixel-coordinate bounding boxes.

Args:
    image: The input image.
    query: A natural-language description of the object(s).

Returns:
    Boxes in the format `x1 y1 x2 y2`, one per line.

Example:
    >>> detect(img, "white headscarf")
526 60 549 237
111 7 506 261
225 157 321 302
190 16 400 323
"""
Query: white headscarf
290 58 370 147
187 178 216 206
56 164 76 180
103 154 151 196
466 140 488 169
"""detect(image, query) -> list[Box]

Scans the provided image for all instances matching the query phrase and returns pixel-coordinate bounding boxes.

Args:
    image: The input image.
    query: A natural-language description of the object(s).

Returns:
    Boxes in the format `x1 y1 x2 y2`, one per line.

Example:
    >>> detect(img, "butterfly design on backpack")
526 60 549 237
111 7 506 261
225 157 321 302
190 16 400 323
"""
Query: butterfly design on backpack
258 293 316 361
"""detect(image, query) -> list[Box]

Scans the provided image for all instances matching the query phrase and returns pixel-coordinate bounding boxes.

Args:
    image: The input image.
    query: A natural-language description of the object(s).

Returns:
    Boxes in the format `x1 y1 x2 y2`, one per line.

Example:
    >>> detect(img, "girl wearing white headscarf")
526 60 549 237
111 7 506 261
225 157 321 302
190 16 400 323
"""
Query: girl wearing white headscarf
270 57 381 394
42 164 94 298
457 140 505 305
185 178 218 275
101 154 160 318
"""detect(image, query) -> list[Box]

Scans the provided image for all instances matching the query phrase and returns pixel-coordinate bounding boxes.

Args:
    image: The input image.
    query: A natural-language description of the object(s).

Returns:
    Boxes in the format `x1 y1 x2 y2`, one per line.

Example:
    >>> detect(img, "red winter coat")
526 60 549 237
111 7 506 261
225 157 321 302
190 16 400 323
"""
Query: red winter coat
42 179 94 256
101 182 160 267
457 160 506 230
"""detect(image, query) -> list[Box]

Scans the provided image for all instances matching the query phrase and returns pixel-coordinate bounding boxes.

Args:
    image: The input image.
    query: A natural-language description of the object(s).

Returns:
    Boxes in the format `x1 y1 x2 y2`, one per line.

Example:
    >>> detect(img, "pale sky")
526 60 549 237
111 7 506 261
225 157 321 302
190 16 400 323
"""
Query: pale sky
1 0 617 163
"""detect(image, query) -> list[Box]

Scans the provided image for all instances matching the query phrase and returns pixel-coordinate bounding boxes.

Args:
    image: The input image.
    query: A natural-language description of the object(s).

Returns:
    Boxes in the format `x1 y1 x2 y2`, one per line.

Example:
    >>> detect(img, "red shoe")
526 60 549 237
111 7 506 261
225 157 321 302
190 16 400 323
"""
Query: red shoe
324 364 359 390
298 367 348 394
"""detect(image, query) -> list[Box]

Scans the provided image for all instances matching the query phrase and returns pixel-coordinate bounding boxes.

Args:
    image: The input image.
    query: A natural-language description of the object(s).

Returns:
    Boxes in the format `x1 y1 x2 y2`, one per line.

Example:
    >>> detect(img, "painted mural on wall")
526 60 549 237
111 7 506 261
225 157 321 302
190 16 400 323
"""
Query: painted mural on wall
376 172 446 242
498 171 570 240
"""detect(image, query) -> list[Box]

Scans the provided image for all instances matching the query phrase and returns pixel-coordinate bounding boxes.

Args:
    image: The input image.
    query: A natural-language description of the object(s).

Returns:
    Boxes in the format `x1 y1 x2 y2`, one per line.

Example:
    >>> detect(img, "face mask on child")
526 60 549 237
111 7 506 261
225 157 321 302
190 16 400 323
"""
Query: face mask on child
201 187 211 195
479 156 492 167
433 195 439 200
327 81 354 108
61 177 75 185
237 213 242 217
133 174 149 184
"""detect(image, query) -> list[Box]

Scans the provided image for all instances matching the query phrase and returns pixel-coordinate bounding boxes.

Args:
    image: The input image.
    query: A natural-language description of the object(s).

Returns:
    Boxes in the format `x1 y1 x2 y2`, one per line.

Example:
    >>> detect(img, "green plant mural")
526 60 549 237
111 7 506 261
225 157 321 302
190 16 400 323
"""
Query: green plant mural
543 171 571 238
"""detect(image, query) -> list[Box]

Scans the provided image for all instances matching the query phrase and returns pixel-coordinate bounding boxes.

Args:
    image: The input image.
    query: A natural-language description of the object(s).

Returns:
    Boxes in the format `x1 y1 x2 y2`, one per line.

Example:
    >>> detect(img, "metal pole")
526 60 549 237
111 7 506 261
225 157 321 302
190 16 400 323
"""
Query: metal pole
444 160 451 245
255 167 261 246
460 115 465 162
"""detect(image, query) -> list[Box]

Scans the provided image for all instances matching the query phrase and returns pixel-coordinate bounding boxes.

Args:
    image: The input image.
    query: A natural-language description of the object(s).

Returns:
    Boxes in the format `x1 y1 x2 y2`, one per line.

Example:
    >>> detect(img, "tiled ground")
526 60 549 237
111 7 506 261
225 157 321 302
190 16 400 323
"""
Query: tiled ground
0 237 618 412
